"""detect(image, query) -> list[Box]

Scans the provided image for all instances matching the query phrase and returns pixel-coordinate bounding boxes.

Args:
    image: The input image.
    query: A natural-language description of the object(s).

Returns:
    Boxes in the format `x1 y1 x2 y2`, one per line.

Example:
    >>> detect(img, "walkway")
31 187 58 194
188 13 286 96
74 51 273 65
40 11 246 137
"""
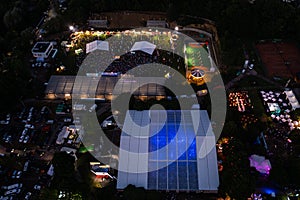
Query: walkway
225 69 284 90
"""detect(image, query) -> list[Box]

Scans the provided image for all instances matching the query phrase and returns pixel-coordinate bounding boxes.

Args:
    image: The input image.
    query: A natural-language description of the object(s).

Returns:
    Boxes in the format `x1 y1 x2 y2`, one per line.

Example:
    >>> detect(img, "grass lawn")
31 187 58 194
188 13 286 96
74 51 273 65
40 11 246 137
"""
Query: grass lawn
186 45 211 69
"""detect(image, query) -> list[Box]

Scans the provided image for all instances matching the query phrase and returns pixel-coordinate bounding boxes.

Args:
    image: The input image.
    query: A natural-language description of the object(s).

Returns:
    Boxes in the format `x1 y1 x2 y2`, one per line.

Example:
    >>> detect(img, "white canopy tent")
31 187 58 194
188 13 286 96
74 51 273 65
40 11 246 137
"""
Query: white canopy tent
284 90 300 110
117 110 219 192
86 40 109 54
130 41 156 55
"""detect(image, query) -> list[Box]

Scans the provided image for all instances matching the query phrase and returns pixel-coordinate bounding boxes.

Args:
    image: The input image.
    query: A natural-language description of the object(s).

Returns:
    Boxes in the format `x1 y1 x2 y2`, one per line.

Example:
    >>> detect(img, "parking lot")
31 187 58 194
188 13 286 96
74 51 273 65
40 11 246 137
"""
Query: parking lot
0 99 76 199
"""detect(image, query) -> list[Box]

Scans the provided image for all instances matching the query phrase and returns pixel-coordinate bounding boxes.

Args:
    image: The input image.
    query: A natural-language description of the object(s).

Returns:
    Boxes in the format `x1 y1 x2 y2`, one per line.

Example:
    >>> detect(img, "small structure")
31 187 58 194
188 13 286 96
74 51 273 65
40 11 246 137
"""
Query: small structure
88 20 108 28
130 41 156 55
285 90 300 110
56 125 84 147
90 162 113 180
249 154 271 174
146 20 166 28
47 164 54 177
86 40 109 54
31 42 57 61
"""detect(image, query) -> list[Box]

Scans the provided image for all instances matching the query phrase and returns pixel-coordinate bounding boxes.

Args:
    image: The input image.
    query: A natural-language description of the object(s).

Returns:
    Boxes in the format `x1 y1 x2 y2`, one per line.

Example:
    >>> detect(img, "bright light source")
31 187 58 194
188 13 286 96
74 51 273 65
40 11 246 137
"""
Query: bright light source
175 26 179 31
69 25 74 31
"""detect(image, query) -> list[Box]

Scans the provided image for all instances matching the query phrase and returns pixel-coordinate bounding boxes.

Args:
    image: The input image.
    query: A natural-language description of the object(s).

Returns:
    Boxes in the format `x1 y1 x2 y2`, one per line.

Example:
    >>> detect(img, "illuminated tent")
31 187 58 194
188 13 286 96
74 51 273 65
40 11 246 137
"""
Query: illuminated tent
130 41 156 55
191 69 205 78
249 154 271 174
86 40 109 54
284 90 300 110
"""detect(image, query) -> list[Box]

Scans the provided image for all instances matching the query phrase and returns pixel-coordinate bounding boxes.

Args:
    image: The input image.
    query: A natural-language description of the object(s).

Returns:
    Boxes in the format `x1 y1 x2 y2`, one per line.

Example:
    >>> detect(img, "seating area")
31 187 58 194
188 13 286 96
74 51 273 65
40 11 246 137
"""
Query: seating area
228 91 252 112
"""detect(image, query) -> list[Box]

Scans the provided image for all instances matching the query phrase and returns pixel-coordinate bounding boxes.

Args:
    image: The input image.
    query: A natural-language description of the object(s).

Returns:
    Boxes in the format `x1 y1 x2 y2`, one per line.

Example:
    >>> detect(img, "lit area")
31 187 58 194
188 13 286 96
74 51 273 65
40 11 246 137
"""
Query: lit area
90 162 115 188
228 91 252 112
185 42 213 85
56 125 84 147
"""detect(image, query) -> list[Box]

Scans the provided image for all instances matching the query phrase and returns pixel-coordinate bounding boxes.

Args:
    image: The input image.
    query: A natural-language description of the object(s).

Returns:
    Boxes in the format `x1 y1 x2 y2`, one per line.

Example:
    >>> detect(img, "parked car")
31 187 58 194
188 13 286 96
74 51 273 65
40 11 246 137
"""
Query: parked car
5 135 12 143
12 170 22 179
19 136 24 143
23 135 30 143
64 118 72 123
25 124 34 129
34 185 41 190
23 161 29 172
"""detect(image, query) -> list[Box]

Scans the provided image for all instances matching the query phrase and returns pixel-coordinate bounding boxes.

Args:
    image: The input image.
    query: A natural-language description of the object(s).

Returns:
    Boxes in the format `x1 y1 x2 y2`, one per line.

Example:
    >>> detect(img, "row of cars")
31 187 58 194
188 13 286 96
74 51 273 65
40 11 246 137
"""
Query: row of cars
0 183 22 200
1 183 42 200
19 128 31 144
0 153 47 199
2 106 52 146
16 107 36 145
31 62 51 68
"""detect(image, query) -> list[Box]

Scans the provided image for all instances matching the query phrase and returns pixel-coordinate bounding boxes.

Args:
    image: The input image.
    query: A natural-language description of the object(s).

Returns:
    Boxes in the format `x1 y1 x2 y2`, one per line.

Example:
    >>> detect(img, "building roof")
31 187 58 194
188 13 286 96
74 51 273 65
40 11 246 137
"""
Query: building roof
88 20 108 28
284 90 300 109
146 20 166 28
86 40 109 54
117 110 219 192
45 75 166 100
32 42 52 53
130 41 156 55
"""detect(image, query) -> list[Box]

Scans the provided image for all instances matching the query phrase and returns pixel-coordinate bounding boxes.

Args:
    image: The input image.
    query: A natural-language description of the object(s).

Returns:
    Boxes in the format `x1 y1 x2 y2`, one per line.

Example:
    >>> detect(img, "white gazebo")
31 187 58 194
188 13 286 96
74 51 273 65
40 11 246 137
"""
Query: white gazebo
130 41 156 55
86 40 109 54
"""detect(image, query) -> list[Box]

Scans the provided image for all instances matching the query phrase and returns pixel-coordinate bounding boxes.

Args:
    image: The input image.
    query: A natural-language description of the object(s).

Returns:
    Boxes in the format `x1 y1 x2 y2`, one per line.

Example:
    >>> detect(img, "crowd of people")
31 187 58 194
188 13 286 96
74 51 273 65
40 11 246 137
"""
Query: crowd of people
104 51 157 74
71 29 187 76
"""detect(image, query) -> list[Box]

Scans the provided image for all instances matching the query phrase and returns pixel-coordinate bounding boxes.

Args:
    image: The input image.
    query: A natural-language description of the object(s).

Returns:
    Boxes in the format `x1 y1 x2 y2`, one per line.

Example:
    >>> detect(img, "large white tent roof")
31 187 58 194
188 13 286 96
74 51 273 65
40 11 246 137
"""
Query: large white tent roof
130 41 156 55
86 40 109 54
117 110 219 192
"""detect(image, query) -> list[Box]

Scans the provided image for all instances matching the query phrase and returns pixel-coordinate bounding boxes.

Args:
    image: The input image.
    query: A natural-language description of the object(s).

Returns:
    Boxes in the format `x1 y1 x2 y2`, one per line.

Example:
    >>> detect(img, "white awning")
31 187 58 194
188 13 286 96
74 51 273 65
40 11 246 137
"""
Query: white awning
130 41 156 55
285 90 300 110
86 40 109 54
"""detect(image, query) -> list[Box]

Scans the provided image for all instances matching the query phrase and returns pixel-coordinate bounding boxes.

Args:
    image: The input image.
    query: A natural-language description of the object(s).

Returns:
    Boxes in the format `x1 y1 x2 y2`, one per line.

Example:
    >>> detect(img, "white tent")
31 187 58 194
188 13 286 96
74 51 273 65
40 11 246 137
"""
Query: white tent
249 154 271 174
130 41 156 55
86 40 109 54
284 90 300 110
117 110 219 192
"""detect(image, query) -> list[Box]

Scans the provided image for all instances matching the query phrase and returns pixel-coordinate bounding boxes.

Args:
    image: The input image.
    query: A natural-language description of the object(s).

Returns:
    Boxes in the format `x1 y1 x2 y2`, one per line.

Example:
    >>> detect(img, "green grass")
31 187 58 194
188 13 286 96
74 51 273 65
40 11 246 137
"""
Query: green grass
186 46 211 68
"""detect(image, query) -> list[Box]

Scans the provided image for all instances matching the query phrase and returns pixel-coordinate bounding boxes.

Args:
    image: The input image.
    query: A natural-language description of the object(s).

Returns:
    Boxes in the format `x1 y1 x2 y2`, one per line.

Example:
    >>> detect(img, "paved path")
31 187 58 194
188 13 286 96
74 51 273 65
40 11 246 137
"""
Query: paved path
225 69 284 90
